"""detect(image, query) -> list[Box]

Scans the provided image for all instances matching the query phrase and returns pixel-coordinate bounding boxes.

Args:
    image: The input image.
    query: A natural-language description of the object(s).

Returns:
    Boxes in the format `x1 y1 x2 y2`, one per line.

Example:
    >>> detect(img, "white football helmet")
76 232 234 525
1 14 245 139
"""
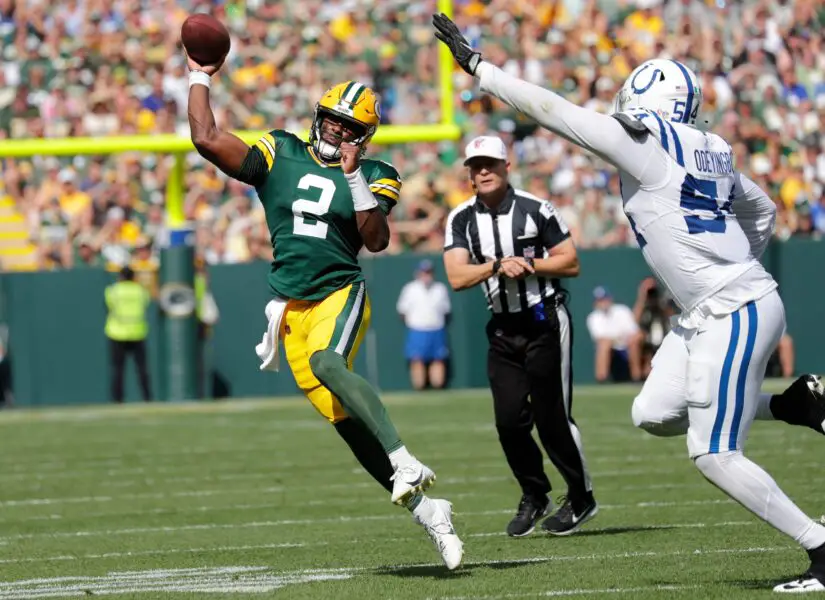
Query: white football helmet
613 59 703 126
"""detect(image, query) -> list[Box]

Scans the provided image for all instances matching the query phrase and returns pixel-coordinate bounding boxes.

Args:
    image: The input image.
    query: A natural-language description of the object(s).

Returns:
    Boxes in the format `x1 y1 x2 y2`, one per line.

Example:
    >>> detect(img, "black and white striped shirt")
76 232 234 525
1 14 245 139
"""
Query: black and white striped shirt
444 186 571 314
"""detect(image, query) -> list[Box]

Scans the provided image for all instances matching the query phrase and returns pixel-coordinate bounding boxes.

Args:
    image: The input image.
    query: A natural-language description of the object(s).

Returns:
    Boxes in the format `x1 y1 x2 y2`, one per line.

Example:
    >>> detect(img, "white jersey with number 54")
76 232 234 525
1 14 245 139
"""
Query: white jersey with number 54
474 62 778 329
614 108 777 327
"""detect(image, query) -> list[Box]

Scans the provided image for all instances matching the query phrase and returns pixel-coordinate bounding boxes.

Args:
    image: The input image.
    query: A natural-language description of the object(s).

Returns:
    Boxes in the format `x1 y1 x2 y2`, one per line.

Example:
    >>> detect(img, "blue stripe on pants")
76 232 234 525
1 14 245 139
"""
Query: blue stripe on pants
710 310 741 453
728 302 758 450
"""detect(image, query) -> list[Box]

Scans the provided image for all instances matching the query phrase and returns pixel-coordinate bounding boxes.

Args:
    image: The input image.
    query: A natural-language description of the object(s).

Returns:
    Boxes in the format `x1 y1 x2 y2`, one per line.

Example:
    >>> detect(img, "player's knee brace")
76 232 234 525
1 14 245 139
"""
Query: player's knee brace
309 349 346 385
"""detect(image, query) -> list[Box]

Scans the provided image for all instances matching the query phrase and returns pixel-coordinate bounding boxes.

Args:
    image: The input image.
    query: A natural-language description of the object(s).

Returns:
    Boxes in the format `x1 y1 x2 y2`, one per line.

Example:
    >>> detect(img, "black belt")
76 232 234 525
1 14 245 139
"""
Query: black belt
490 292 566 323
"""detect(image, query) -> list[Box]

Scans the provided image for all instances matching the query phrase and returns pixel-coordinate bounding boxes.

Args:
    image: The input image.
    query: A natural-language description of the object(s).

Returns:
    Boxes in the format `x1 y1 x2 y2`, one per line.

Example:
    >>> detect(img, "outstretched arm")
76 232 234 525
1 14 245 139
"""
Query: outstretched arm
187 56 267 187
474 63 651 177
433 14 659 182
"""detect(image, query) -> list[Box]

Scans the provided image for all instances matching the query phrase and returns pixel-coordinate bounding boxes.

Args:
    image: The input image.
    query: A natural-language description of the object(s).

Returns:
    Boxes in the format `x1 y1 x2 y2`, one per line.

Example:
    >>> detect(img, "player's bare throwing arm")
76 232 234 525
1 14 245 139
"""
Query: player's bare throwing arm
434 13 825 593
186 51 463 569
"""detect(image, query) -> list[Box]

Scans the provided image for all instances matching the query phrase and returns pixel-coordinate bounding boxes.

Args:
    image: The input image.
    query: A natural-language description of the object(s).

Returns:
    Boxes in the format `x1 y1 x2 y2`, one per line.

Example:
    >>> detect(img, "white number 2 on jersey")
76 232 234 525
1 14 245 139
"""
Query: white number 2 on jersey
292 174 335 239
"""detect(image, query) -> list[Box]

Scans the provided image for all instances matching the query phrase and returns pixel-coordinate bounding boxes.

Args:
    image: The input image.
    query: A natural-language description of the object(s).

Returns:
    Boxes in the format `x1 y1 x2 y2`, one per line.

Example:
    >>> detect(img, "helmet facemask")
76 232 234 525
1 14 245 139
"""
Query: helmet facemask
310 109 371 162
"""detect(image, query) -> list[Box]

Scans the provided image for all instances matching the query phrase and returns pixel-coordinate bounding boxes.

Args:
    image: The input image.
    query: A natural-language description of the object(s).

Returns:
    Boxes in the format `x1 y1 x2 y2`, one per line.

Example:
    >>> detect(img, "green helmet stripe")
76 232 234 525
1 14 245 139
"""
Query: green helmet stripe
341 82 357 101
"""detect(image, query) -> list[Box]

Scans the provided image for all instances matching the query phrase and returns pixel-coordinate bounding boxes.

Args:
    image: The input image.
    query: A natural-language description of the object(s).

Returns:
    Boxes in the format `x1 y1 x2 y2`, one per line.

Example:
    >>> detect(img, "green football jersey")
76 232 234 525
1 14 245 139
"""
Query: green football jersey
252 130 401 301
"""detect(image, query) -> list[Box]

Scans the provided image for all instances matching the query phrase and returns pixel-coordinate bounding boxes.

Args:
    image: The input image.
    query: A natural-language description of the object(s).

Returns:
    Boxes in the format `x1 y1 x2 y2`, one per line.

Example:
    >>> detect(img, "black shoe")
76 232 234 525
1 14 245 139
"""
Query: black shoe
506 494 550 537
541 495 598 536
775 375 825 435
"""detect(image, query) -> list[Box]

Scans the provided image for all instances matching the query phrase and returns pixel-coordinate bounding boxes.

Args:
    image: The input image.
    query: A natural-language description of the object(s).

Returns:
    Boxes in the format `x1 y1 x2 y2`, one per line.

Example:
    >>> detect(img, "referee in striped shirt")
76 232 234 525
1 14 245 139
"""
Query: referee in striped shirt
443 136 598 537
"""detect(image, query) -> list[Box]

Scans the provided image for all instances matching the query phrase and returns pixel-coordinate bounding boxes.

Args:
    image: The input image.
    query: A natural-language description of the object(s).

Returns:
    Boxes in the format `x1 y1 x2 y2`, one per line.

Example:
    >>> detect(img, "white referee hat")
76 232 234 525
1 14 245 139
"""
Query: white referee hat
463 135 508 165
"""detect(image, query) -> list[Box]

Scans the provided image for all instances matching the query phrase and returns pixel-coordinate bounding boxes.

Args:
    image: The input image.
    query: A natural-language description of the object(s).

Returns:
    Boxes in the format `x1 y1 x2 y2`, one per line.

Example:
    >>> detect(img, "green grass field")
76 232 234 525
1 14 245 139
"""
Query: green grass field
0 382 821 599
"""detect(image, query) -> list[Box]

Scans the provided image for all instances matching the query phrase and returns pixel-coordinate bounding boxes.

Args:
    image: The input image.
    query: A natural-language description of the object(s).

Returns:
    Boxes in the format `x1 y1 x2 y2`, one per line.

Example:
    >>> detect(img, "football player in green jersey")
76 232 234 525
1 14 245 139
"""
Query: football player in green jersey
186 54 462 569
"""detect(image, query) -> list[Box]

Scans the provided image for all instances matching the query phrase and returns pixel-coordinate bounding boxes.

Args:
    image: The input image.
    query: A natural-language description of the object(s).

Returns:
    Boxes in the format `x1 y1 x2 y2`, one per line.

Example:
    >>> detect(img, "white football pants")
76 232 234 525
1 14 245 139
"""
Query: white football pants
632 290 784 458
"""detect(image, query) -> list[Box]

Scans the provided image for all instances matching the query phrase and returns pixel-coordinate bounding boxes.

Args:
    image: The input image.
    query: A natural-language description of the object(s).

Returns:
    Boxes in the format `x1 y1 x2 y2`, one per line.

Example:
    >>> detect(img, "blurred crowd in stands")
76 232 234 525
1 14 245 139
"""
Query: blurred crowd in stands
0 0 823 274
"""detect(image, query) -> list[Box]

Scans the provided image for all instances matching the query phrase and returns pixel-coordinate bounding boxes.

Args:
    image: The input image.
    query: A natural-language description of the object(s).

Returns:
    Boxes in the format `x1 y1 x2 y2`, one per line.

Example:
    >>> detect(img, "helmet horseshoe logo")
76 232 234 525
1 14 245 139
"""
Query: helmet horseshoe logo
631 64 662 95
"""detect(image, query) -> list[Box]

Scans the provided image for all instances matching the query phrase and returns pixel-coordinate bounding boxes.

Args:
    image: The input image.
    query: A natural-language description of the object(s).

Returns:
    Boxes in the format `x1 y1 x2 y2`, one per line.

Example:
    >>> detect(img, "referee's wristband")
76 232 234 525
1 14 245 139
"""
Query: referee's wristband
189 71 212 89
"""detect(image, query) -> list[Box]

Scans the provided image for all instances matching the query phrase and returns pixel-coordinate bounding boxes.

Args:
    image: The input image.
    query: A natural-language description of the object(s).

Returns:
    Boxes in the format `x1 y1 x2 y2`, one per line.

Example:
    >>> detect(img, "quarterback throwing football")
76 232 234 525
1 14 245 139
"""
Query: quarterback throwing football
186 53 462 569
434 13 825 592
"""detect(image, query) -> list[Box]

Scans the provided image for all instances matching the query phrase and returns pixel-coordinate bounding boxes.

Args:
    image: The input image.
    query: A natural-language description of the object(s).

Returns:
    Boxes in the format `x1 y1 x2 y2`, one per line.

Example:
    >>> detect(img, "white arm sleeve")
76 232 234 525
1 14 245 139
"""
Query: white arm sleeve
476 62 663 182
731 172 776 260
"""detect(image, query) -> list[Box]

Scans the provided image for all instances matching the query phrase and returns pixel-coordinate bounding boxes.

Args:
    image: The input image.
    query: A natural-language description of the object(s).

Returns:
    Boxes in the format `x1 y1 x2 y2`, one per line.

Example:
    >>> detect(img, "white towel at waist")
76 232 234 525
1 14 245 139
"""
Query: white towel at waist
255 297 288 372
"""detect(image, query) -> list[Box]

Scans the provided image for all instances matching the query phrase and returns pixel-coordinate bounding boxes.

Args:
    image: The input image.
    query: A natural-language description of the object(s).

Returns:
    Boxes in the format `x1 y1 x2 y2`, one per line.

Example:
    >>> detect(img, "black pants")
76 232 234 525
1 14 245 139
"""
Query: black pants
110 340 152 403
487 302 592 504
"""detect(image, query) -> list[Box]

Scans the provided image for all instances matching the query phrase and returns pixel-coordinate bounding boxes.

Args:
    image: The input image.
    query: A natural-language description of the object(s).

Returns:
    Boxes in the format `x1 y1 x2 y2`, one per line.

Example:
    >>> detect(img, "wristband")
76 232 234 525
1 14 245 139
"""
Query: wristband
492 259 501 275
345 167 379 212
524 257 535 268
188 71 212 89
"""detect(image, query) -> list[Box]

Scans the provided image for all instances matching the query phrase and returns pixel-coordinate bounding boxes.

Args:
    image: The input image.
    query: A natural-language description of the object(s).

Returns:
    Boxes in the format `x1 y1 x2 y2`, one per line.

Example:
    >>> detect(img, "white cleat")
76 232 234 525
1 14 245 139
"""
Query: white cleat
390 461 435 505
774 574 825 593
805 375 824 396
804 375 825 434
414 498 464 570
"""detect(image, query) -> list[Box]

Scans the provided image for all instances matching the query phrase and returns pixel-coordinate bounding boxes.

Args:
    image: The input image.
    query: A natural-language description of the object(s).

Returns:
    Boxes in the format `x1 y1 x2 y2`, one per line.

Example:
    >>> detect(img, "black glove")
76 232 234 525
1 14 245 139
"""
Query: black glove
432 13 482 76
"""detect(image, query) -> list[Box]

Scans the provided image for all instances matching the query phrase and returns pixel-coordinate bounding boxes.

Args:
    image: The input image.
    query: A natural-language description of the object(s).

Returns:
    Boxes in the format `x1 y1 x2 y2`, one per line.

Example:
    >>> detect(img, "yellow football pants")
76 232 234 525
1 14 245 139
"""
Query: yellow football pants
281 281 370 423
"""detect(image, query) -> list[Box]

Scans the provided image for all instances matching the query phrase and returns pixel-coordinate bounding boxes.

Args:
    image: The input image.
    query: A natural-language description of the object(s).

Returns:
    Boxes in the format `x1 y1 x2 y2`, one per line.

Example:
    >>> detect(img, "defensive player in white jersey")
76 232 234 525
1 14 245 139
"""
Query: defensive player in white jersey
434 14 825 593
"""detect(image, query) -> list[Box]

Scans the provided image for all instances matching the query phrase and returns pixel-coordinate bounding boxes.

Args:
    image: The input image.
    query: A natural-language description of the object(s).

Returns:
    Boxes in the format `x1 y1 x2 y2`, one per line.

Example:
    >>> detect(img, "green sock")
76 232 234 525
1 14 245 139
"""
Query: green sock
404 493 424 511
311 349 402 453
333 418 394 493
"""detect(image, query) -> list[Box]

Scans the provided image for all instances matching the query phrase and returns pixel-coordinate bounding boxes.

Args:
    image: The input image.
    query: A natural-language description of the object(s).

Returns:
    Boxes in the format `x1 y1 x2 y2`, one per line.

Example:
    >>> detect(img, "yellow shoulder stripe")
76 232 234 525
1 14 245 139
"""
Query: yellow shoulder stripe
255 134 277 170
373 177 401 191
369 184 400 201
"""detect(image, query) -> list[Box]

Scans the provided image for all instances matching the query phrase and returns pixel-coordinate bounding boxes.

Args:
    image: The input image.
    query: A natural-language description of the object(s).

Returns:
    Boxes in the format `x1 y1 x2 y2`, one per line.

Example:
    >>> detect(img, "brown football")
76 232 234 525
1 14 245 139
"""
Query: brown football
181 14 231 66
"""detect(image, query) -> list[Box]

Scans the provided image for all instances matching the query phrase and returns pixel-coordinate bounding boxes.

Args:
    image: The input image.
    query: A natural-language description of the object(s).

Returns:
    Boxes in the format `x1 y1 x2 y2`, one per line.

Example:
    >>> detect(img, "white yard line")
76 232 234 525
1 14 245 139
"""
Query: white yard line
0 507 759 544
430 584 700 599
0 390 496 426
0 496 739 525
0 540 798 585
0 566 352 599
0 453 681 482
0 466 726 508
0 524 775 565
0 545 794 598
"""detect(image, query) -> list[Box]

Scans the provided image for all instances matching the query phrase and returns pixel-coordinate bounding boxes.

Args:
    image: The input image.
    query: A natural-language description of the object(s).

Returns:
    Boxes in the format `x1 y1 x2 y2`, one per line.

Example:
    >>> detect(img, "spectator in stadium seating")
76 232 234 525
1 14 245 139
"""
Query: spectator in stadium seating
396 259 451 390
71 235 104 269
0 0 823 272
129 237 159 298
586 286 643 383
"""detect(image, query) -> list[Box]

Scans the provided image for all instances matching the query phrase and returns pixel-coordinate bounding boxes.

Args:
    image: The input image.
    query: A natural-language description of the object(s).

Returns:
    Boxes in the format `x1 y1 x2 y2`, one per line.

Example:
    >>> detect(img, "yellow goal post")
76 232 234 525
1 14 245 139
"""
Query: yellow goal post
0 0 459 229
